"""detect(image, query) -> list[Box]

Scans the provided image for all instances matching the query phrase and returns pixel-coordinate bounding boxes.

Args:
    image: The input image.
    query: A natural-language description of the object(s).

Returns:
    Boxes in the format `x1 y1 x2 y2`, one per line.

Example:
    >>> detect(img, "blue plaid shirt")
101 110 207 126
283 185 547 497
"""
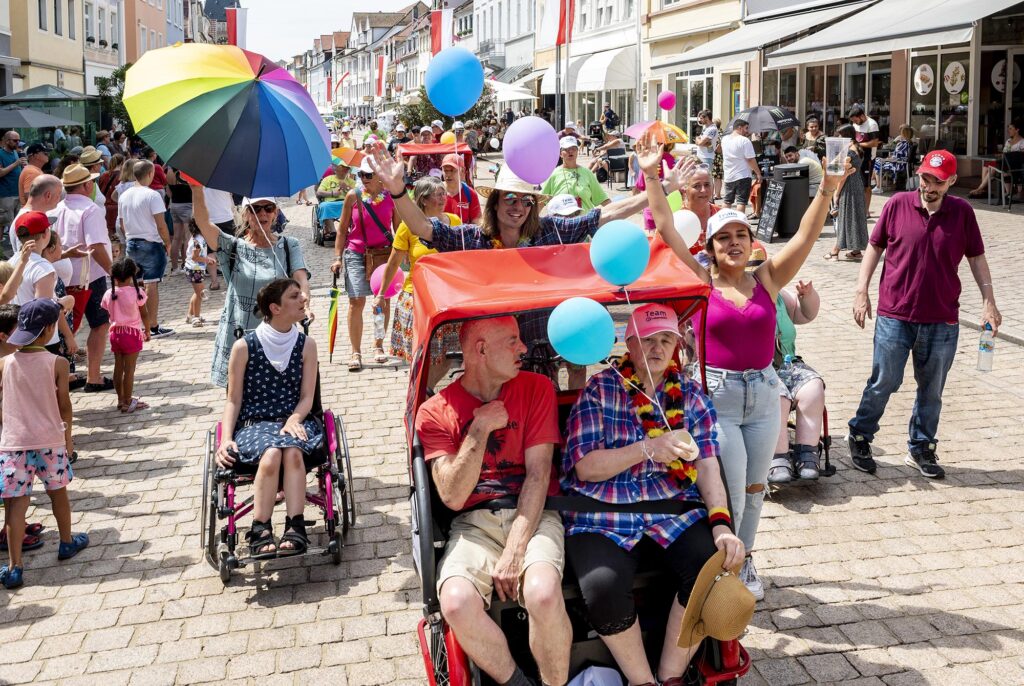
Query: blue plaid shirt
424 208 602 251
562 366 719 550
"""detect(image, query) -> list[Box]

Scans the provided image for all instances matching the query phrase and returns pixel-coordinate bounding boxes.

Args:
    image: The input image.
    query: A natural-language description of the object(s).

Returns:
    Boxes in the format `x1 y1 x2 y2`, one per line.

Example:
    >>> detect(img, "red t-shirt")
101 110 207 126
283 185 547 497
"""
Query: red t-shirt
444 183 481 224
416 371 561 510
870 191 985 324
149 164 168 191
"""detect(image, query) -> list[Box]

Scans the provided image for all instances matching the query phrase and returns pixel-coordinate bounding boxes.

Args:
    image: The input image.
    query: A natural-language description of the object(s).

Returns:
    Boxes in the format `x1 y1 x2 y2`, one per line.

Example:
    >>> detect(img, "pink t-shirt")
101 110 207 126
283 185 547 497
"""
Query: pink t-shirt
100 285 149 331
347 195 395 254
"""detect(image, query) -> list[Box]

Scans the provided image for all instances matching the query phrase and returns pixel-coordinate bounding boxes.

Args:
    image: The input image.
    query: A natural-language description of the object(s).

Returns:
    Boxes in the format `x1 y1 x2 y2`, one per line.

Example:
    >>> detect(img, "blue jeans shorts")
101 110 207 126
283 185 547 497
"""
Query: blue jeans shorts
127 238 168 283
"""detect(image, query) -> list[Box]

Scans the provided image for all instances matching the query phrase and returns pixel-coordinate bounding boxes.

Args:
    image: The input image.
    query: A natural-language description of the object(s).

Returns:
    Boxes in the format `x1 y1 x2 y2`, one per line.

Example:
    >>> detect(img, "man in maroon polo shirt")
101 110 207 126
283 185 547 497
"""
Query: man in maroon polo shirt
848 150 1002 480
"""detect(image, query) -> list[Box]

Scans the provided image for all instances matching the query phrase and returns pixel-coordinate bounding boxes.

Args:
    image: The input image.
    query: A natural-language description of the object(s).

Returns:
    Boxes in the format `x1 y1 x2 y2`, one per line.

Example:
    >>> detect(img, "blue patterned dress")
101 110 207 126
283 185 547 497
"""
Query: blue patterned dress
232 332 324 465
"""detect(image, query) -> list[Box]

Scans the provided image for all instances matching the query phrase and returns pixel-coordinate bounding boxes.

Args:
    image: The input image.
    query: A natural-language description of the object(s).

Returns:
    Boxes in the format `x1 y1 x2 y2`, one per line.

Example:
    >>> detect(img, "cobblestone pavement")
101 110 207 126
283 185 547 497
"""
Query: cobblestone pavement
2 181 1022 685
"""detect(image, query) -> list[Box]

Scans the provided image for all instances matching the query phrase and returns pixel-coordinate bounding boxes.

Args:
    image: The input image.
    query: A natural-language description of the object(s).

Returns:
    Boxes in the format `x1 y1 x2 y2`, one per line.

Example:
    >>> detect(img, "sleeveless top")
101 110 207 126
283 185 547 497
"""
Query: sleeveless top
705 277 776 371
238 331 306 423
0 352 65 451
347 195 395 254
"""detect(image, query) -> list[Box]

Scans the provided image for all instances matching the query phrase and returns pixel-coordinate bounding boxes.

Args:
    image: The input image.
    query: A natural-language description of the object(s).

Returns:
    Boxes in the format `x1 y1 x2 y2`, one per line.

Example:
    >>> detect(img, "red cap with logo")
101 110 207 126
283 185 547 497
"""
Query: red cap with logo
13 211 52 237
916 149 957 181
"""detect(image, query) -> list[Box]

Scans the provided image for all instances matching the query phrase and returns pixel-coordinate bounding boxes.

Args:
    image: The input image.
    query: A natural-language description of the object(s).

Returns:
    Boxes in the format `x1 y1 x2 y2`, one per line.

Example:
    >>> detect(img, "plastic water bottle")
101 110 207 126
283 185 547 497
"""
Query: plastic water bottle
780 354 794 372
977 324 995 372
373 305 385 341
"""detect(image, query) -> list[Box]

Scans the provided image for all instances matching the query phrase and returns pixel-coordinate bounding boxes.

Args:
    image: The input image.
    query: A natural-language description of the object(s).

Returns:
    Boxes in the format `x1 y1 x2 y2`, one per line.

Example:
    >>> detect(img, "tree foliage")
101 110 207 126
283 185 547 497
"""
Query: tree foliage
95 63 134 136
394 86 496 129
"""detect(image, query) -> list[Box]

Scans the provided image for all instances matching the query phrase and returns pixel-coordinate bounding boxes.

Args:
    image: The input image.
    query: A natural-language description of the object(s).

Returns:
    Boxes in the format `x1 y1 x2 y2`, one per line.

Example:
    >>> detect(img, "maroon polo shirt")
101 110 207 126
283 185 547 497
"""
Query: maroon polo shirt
869 191 985 324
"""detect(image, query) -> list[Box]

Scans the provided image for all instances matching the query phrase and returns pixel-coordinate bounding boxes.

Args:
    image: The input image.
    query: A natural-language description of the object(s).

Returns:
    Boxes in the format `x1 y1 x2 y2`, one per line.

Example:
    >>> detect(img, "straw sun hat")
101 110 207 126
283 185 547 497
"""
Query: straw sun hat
477 166 550 206
676 549 756 648
61 164 100 188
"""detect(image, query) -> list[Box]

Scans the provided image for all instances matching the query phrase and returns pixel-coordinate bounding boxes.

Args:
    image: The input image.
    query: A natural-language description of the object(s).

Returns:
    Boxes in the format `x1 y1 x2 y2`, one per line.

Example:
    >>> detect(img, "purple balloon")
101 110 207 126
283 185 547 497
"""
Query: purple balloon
502 116 560 185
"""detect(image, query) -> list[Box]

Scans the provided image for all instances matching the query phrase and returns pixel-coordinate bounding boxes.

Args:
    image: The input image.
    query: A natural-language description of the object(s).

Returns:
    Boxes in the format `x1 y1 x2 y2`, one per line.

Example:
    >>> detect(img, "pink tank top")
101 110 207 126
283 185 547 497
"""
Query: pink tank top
0 352 66 451
347 195 395 254
705 278 776 371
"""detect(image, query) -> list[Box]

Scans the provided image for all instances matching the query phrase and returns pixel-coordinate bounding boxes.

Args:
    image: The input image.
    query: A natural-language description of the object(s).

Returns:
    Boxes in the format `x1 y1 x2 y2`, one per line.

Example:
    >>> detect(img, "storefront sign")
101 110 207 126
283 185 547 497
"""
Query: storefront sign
943 61 965 95
914 65 934 96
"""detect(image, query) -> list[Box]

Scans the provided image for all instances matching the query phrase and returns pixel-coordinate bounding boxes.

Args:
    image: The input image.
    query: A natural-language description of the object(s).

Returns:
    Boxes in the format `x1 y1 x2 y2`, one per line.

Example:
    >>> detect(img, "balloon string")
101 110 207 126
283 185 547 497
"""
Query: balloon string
617 289 673 434
455 132 466 253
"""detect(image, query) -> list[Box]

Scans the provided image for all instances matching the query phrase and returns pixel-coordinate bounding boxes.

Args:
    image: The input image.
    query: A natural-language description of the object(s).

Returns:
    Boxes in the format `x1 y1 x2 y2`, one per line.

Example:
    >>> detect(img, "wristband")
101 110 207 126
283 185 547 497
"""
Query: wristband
708 507 733 532
389 189 406 199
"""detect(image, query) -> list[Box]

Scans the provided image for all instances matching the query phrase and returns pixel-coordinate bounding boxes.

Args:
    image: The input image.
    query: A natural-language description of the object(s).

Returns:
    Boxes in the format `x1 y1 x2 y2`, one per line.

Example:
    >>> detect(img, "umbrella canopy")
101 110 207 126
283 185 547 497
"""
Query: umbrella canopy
0 106 80 128
623 120 688 144
123 43 331 198
331 147 365 168
725 106 800 133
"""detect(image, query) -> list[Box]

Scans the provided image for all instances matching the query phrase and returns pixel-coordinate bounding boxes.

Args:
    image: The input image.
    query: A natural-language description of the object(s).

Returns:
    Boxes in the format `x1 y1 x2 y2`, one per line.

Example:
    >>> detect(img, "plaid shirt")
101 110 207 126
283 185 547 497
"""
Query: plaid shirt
424 208 602 251
562 366 719 550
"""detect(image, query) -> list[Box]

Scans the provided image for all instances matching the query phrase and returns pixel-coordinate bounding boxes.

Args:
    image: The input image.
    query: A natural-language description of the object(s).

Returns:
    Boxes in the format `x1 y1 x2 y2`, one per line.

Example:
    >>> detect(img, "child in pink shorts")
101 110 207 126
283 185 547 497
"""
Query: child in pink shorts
100 257 151 414
0 298 88 590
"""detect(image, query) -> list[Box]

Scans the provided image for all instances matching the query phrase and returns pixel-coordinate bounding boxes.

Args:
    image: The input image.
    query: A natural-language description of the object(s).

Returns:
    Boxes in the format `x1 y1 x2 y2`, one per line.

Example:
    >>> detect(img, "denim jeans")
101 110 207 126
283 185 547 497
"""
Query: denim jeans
704 365 781 551
849 316 959 452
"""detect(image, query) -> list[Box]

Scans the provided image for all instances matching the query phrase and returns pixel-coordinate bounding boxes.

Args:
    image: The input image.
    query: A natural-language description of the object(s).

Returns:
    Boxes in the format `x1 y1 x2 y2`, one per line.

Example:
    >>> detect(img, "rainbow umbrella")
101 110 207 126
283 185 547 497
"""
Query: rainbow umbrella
327 272 341 363
623 120 689 144
124 43 331 197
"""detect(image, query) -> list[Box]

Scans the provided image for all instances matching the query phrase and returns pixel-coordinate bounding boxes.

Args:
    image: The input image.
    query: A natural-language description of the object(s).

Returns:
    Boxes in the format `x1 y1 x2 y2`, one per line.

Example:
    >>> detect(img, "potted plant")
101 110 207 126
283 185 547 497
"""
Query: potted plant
111 42 119 50
86 36 95 44
99 39 109 47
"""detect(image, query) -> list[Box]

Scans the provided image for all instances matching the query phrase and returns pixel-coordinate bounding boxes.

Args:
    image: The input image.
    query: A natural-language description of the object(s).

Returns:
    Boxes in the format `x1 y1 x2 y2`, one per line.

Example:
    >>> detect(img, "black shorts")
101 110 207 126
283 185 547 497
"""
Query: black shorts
85 276 110 328
859 154 874 183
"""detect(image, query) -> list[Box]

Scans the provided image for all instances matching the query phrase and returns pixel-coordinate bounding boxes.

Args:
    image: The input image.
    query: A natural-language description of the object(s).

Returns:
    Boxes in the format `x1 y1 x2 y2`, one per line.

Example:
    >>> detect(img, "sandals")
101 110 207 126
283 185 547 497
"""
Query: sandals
348 352 362 372
121 398 150 414
277 515 309 557
374 347 388 364
794 445 820 481
767 454 795 484
823 250 839 261
845 251 863 260
0 524 45 552
246 520 277 560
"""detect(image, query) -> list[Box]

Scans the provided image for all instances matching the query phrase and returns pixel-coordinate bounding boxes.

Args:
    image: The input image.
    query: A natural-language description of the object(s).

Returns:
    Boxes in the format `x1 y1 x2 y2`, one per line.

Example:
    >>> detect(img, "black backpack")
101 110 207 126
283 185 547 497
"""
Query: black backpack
605 110 620 129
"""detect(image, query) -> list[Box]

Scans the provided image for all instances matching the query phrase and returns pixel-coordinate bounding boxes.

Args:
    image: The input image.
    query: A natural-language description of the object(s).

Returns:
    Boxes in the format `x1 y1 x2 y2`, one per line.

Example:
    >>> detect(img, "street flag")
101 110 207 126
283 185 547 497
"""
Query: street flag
431 9 453 55
376 54 388 97
538 0 575 48
225 7 248 48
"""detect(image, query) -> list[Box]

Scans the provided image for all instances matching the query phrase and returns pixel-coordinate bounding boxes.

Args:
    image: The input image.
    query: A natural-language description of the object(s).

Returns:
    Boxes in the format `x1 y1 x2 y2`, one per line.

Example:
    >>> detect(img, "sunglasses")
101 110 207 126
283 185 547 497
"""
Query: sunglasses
501 193 536 208
251 203 277 214
359 172 374 180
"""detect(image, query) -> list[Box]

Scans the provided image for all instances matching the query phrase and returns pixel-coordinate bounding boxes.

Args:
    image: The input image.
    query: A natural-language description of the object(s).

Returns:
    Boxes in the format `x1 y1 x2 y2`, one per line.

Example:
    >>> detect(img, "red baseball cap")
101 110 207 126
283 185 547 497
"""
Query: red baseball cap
13 211 53 238
441 153 464 169
916 150 957 181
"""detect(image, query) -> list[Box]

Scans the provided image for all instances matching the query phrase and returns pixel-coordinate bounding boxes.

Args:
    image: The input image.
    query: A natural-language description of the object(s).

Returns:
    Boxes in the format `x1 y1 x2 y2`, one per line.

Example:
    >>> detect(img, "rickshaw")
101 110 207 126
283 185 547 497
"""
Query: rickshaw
397 142 476 186
406 241 752 685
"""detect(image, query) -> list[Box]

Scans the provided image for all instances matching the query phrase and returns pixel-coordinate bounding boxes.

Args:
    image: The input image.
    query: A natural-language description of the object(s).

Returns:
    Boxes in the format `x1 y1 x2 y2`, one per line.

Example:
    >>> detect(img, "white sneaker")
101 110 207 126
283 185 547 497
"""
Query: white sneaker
740 557 765 601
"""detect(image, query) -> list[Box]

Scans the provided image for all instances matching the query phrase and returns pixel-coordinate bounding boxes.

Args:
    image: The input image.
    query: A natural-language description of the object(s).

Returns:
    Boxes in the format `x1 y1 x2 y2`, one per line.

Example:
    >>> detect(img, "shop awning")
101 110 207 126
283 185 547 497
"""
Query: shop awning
651 1 872 77
575 47 637 92
766 0 1023 68
540 56 588 95
493 63 532 84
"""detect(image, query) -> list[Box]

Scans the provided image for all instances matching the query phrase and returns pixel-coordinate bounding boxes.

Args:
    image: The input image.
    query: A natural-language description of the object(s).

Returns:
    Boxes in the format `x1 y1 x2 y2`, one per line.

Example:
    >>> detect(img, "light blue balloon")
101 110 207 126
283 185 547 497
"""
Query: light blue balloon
425 47 484 117
590 220 650 286
547 297 615 366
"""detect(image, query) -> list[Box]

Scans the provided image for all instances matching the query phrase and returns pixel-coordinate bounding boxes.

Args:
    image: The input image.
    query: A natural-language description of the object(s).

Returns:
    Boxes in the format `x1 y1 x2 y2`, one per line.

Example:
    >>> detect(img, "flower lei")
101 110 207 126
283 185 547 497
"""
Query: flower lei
617 354 698 488
361 189 386 205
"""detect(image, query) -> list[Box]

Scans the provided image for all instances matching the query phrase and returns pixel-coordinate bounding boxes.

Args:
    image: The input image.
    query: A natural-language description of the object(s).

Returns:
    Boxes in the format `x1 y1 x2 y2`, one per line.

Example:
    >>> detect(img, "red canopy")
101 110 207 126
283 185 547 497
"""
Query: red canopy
406 239 710 428
397 142 473 157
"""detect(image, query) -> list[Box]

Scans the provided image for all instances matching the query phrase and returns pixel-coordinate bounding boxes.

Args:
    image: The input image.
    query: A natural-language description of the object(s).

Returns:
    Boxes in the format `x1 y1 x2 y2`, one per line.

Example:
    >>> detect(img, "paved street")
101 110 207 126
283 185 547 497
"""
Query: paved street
1 181 1023 686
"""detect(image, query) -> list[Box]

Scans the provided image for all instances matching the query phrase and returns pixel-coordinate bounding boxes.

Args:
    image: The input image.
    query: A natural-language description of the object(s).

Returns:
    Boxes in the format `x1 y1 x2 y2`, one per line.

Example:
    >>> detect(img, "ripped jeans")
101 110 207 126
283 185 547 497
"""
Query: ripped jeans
704 365 781 551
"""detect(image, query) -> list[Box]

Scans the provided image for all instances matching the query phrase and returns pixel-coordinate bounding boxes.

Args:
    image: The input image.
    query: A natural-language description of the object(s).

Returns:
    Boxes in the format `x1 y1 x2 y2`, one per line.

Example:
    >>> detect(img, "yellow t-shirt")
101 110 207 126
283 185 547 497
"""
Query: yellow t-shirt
318 175 353 197
394 213 462 293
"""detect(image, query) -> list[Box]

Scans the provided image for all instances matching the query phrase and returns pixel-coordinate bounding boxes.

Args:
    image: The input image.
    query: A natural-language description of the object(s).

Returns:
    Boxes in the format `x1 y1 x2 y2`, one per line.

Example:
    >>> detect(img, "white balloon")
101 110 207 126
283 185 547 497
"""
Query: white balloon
490 137 500 150
672 209 702 248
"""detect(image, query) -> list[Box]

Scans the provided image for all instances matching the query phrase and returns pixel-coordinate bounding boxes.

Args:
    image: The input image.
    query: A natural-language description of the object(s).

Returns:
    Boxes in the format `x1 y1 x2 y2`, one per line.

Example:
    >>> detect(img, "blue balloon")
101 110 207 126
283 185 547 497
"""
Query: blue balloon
425 47 484 117
590 220 651 286
547 297 615 366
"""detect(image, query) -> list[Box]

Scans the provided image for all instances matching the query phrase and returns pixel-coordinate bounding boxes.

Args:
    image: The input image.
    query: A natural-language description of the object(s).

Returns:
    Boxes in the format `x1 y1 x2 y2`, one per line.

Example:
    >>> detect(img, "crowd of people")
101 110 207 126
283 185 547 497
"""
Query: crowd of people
0 105 1005 686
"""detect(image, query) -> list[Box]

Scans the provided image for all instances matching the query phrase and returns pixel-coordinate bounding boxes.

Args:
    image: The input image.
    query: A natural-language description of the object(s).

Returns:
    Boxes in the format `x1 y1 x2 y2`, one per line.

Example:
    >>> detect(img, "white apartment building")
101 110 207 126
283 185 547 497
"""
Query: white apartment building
83 0 125 95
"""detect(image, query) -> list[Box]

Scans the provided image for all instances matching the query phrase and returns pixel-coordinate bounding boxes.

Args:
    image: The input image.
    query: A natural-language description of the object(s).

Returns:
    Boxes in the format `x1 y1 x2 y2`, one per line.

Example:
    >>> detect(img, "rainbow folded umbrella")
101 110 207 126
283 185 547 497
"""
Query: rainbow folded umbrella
124 43 331 197
623 120 689 144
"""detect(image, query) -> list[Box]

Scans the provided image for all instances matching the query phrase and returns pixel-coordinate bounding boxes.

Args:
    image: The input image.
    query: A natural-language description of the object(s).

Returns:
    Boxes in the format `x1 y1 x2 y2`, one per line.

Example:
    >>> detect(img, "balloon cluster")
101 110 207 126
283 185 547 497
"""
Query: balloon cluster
548 221 651 365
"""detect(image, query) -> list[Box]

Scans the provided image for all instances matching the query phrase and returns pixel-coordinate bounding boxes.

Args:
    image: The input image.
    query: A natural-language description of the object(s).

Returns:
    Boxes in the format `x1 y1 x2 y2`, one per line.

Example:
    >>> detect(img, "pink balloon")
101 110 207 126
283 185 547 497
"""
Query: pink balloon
370 264 405 298
657 90 676 111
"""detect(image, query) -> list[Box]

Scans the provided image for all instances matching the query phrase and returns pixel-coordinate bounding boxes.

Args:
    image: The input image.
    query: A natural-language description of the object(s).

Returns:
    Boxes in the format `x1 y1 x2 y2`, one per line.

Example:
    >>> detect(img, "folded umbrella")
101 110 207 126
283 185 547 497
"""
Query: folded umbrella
123 43 331 198
328 273 341 363
725 106 800 134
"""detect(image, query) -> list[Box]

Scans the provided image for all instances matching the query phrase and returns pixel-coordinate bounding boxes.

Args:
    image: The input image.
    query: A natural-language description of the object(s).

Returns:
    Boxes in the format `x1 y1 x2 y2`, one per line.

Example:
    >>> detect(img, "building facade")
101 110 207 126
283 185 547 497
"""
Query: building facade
166 0 184 45
0 0 16 95
184 0 211 43
10 0 86 92
124 0 170 62
83 0 124 95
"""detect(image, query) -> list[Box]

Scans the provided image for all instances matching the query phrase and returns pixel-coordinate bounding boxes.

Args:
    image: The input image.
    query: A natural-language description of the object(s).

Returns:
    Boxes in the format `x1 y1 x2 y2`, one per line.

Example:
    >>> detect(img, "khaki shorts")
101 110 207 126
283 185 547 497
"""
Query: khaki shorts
437 508 565 608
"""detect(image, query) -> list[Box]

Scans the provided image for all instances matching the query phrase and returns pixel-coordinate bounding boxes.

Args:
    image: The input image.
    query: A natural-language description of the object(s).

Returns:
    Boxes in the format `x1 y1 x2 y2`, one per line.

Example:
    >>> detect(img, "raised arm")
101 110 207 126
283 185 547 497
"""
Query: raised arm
647 148 710 283
189 185 223 252
759 159 852 296
368 144 434 241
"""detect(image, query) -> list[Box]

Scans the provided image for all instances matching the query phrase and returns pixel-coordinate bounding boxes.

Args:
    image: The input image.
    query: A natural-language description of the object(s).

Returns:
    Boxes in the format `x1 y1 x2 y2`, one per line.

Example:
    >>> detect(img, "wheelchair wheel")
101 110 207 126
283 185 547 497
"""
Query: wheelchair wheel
313 214 324 246
200 429 218 568
219 549 232 584
334 415 356 534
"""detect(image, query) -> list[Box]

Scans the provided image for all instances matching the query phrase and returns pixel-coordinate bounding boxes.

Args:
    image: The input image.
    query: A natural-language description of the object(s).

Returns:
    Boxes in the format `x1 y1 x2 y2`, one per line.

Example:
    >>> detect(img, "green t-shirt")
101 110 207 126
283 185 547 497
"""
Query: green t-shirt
775 293 797 358
318 175 354 197
540 165 608 210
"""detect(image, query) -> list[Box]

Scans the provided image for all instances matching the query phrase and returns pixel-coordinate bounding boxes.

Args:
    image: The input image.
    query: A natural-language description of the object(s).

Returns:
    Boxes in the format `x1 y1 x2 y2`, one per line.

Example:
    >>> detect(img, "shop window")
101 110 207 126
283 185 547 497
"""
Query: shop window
910 54 939 150
868 60 891 142
804 65 824 128
689 79 703 119
39 0 47 30
938 52 969 155
825 65 841 133
762 69 778 106
673 76 689 131
779 68 796 112
844 61 866 113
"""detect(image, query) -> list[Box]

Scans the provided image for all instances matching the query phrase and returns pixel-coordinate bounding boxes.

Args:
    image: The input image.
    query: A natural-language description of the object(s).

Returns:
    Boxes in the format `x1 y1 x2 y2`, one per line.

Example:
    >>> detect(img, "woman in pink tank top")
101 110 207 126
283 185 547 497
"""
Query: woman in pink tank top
642 138 852 599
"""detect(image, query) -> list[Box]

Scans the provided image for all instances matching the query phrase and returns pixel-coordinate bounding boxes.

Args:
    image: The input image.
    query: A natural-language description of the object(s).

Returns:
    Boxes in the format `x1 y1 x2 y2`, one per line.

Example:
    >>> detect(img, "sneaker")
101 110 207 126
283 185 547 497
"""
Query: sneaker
906 443 945 479
149 326 175 338
0 564 23 589
872 186 884 194
847 433 877 474
185 315 194 324
57 532 90 560
740 557 764 601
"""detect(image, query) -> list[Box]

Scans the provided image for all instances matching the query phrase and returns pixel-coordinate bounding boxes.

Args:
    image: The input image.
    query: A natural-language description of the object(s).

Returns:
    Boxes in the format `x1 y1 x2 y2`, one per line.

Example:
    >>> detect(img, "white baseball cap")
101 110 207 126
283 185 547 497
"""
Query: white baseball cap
330 134 339 143
547 194 581 216
453 120 465 130
559 136 580 150
341 125 351 132
565 121 577 129
242 196 277 209
706 208 752 240
358 157 375 175
396 123 406 132
431 119 443 128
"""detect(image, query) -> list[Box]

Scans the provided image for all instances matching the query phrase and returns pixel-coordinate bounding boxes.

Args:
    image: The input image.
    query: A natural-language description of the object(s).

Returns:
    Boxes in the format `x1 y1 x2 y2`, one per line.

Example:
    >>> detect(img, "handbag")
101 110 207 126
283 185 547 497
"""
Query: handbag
359 200 394 276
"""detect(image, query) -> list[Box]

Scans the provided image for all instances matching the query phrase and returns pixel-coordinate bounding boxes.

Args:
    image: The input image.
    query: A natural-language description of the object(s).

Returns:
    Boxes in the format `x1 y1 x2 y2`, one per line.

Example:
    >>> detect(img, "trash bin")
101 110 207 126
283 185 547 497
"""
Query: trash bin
774 163 809 238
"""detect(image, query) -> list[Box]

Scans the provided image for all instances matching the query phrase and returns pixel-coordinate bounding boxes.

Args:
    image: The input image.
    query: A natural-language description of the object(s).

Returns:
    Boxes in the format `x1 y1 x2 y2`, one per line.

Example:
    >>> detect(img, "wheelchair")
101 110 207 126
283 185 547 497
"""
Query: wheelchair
311 200 341 247
200 373 356 583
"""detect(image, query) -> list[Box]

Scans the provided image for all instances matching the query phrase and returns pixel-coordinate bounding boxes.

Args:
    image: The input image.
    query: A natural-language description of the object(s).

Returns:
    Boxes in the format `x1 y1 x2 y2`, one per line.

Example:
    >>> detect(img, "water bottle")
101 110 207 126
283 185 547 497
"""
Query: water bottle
977 324 995 372
780 354 794 372
373 305 385 341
